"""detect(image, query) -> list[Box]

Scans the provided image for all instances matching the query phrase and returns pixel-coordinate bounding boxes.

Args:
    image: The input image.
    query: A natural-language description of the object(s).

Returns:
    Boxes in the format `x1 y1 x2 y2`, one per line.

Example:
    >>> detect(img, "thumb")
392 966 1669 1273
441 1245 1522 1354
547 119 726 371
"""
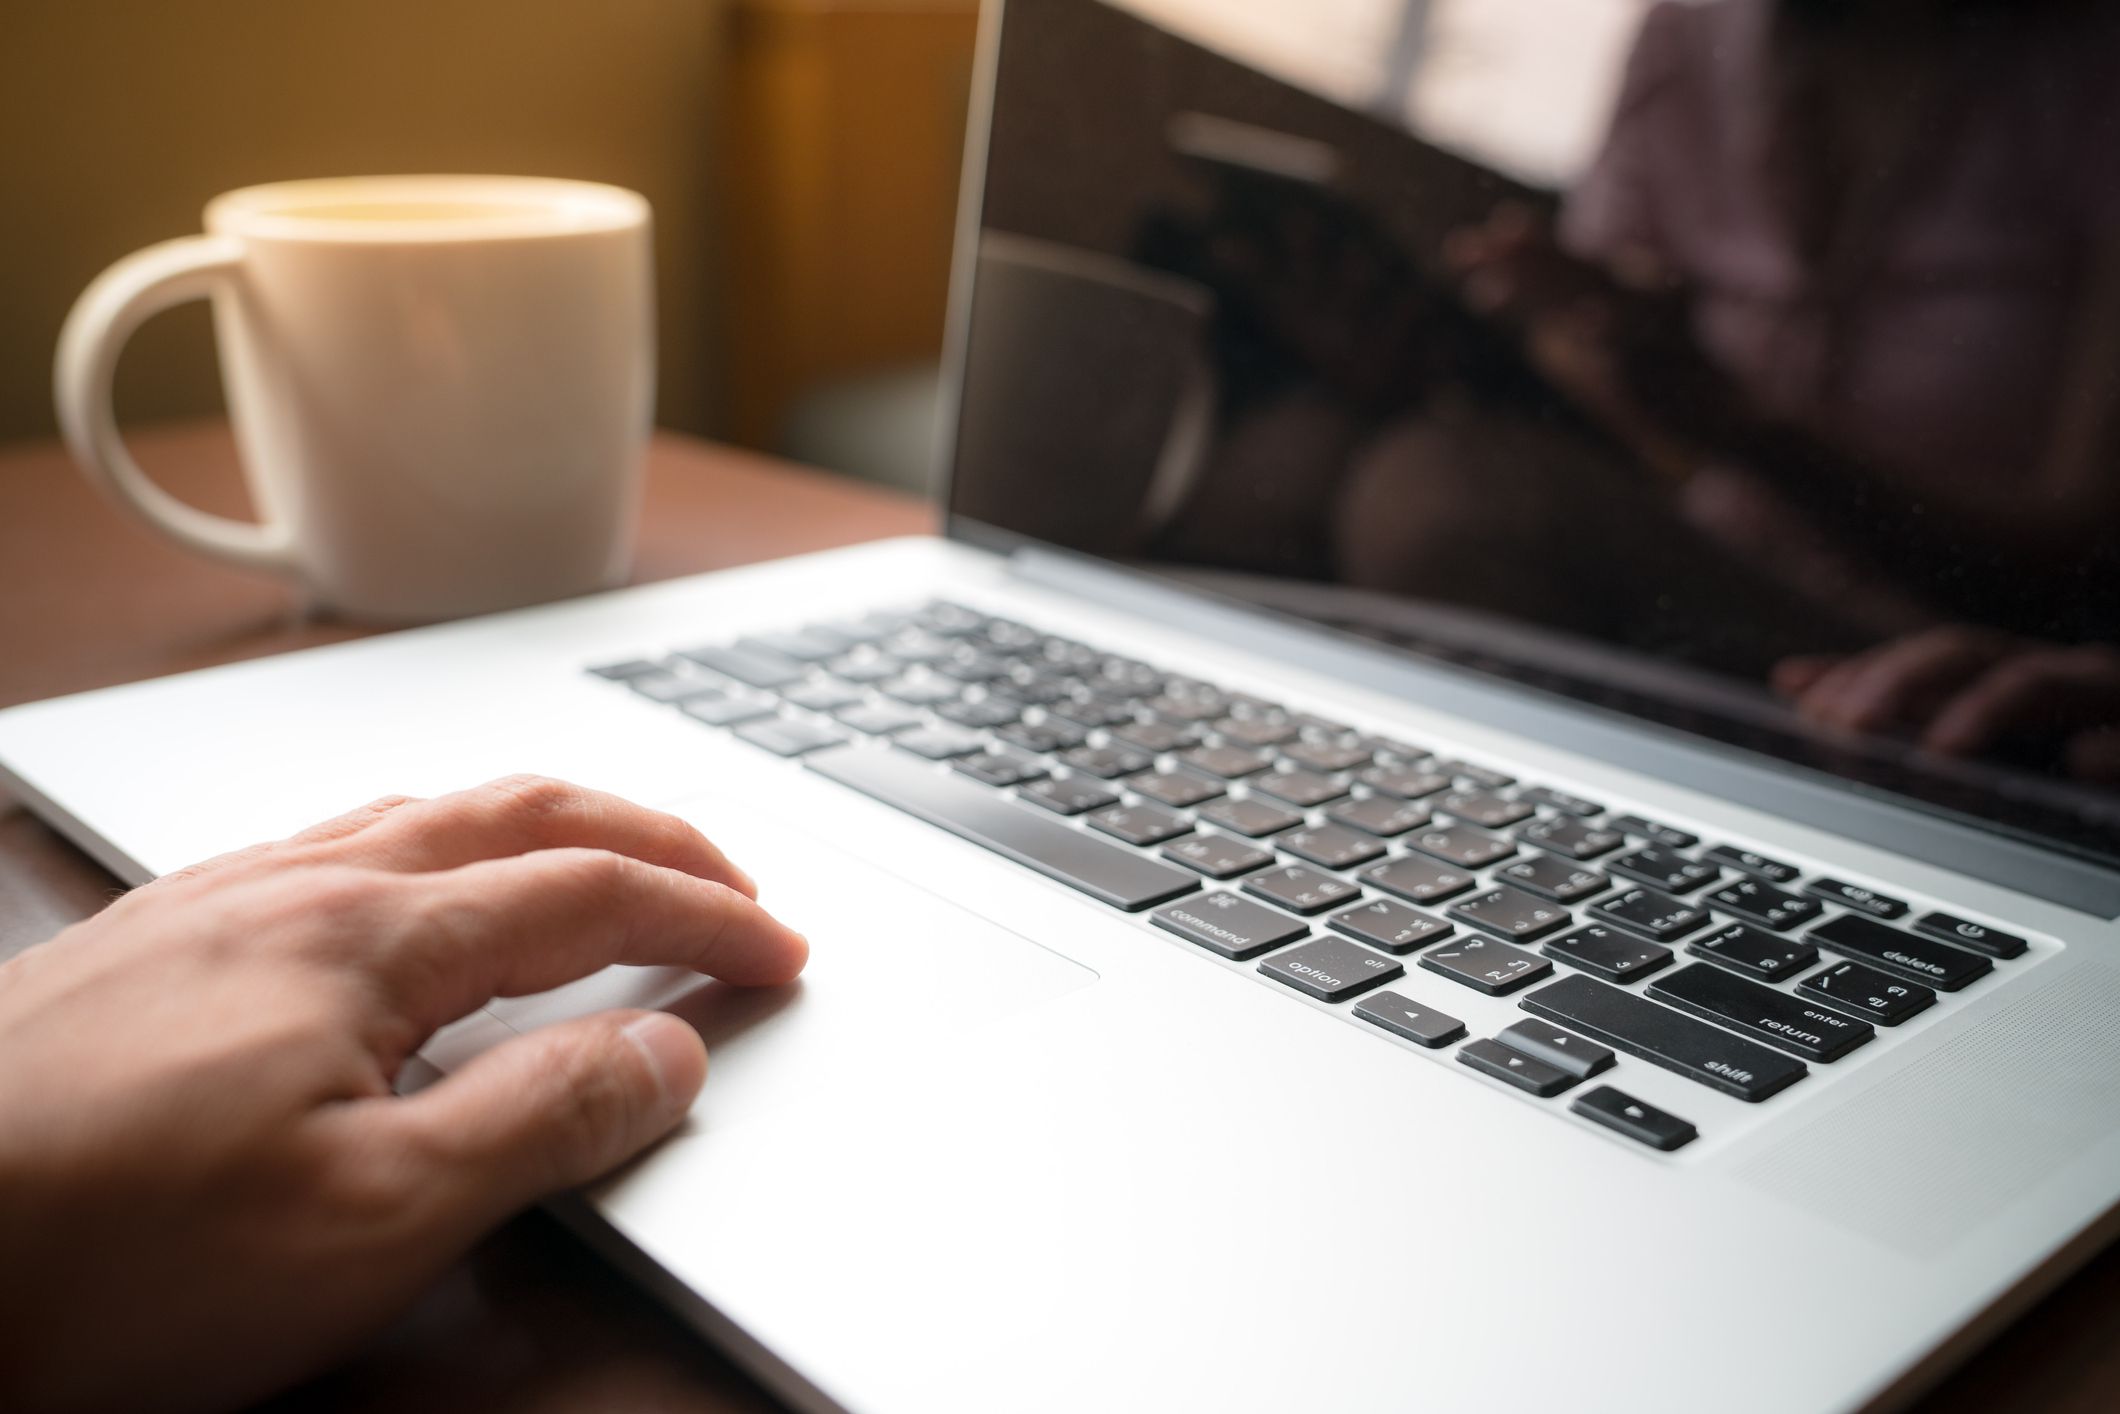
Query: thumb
395 1009 707 1234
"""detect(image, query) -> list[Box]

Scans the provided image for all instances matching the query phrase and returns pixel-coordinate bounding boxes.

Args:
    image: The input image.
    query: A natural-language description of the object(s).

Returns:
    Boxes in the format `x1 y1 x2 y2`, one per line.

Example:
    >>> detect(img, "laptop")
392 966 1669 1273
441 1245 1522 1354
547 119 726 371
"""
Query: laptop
7 0 2120 1409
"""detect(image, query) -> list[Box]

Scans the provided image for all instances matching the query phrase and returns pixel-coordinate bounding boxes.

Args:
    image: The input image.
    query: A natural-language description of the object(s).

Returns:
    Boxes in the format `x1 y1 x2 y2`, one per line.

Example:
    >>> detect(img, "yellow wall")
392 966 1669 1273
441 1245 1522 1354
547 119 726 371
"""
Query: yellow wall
0 1 726 443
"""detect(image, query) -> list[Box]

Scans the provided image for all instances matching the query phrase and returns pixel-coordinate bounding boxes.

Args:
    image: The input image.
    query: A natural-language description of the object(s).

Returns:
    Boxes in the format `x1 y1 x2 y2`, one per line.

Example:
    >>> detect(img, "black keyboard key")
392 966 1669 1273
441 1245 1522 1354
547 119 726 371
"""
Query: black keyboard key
952 751 1047 788
1251 769 1348 808
1913 911 2028 960
1282 740 1374 773
781 679 867 714
1806 877 1909 920
1162 832 1274 879
1180 745 1274 779
934 650 1013 685
1358 764 1452 799
1702 845 1801 885
680 642 807 689
682 694 777 727
1705 877 1822 932
1520 974 1807 1103
1542 924 1673 984
1131 770 1225 808
739 628 849 662
733 717 846 757
1796 960 1935 1026
1291 712 1356 740
1516 815 1624 861
997 719 1089 754
1434 760 1514 789
1086 802 1192 847
880 673 963 708
882 628 954 664
1279 824 1388 871
1152 891 1306 960
809 748 1200 912
1458 1038 1576 1097
630 668 727 703
1648 964 1874 1063
1405 824 1515 870
833 700 923 735
1213 715 1297 748
936 696 1023 730
1607 814 1699 849
1496 854 1610 904
1019 776 1121 816
1590 887 1711 941
1496 1020 1617 1079
1148 692 1228 723
1048 696 1139 731
1420 934 1553 995
1198 797 1305 838
1358 735 1427 762
912 600 988 636
1362 855 1477 904
1437 790 1534 829
1353 991 1466 1047
893 725 986 760
1609 846 1721 895
1059 744 1154 779
1259 936 1404 1002
1329 898 1453 954
1571 1086 1697 1151
824 651 902 685
587 658 661 680
1448 885 1573 942
1325 795 1431 838
1808 914 1991 991
1243 865 1363 916
1517 786 1603 817
1688 922 1815 981
1110 718 1203 753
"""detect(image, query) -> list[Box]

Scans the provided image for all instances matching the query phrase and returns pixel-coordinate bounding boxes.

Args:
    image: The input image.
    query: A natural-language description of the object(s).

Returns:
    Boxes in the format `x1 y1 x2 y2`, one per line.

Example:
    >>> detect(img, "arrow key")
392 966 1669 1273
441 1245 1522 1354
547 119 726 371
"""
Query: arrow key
1571 1085 1697 1151
1458 1037 1577 1097
1352 990 1466 1048
1496 1020 1617 1079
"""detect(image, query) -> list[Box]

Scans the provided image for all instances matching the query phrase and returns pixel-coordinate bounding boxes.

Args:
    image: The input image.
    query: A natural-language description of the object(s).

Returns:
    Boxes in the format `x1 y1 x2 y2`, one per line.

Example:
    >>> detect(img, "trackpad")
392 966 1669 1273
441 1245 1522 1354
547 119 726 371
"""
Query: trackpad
477 796 1100 1130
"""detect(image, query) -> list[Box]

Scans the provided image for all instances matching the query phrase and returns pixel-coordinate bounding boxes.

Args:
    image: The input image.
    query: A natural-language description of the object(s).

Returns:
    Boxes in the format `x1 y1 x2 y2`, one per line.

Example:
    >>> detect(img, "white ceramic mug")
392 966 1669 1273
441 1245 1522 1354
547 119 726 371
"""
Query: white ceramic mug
55 175 654 622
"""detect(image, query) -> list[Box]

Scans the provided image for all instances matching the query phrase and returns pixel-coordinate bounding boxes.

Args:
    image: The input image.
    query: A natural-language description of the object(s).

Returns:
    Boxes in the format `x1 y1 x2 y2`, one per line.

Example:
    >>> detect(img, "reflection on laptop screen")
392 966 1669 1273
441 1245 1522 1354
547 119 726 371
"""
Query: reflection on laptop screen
948 0 2120 867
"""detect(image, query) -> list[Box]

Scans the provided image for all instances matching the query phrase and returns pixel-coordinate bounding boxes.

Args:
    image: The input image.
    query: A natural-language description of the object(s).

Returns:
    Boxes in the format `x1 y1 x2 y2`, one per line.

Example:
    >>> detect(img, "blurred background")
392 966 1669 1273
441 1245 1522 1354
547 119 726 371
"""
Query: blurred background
0 0 1654 492
0 0 977 492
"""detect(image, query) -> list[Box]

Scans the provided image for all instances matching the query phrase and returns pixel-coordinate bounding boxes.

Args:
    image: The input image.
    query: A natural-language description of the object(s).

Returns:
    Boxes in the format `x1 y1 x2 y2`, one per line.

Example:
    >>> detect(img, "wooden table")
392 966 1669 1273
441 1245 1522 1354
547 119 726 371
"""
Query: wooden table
2 423 2116 1412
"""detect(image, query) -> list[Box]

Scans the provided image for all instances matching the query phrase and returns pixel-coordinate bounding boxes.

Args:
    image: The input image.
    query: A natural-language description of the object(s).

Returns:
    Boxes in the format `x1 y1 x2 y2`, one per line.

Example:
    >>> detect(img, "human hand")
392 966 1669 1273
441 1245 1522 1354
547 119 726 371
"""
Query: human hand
1442 201 1616 323
1774 628 2120 782
0 776 808 1414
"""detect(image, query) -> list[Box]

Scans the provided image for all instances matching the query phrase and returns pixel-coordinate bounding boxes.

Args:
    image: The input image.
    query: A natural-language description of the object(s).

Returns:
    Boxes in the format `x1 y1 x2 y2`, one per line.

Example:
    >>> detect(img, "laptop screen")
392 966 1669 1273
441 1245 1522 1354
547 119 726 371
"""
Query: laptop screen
946 0 2120 868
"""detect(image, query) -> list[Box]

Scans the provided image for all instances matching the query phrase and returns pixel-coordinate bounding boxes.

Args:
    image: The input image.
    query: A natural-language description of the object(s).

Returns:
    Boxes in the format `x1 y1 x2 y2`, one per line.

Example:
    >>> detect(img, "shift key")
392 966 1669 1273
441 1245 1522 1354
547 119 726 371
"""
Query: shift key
1521 973 1807 1102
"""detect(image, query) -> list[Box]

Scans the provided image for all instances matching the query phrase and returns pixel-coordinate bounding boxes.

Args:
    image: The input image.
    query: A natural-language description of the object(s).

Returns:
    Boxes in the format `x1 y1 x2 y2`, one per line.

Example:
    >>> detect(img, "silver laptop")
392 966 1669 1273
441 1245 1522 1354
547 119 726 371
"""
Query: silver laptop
6 1 2120 1409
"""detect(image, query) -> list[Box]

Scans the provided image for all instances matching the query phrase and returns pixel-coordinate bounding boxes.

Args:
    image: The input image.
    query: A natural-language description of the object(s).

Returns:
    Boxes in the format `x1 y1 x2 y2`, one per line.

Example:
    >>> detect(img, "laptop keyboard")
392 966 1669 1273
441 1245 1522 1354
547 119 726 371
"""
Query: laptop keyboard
590 599 2037 1155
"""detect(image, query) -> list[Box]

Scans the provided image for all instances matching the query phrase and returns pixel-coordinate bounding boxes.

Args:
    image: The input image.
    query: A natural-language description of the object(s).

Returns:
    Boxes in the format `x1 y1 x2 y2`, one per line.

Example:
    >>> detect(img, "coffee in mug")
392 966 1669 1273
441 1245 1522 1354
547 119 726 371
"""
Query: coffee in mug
55 175 654 622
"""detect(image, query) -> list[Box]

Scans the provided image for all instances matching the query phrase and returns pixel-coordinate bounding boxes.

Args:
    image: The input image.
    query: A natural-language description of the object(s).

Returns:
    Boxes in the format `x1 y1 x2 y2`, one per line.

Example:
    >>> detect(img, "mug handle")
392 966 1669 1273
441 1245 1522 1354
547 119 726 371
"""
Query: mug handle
54 235 299 575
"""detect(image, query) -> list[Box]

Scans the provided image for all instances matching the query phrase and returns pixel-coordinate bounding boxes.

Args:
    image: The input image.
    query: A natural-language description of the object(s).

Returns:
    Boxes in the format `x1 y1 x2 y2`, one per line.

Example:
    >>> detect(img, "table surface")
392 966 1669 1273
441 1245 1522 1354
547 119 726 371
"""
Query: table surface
2 422 2115 1412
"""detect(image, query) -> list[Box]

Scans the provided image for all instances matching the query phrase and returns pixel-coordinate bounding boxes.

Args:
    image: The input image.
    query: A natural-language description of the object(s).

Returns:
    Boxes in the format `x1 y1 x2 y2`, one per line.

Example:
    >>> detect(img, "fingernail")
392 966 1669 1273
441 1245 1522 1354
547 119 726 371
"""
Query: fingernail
623 1013 706 1107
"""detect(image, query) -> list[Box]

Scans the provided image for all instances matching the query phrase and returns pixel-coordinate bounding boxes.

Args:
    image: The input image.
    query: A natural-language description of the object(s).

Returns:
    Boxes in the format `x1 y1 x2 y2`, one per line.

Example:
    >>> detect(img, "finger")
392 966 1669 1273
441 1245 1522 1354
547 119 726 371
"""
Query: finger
312 775 757 899
1771 654 1841 699
2066 727 2120 785
135 793 424 896
1924 651 2120 756
1807 628 2009 733
374 848 808 1036
385 1009 706 1236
